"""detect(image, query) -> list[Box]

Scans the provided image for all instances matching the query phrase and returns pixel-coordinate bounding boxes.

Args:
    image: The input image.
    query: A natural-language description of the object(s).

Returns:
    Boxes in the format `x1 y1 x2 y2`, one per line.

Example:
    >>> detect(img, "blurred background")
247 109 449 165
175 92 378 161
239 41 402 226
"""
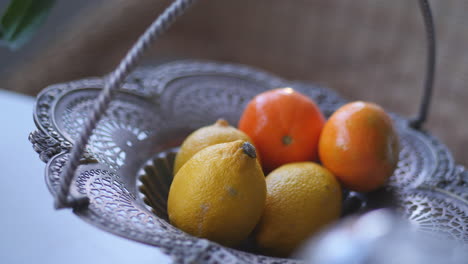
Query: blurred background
0 0 467 166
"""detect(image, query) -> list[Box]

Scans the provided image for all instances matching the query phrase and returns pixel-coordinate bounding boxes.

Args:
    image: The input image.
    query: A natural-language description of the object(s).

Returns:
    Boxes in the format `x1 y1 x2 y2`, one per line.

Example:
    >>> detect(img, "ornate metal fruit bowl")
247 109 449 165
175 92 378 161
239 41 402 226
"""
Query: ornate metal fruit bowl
30 61 468 263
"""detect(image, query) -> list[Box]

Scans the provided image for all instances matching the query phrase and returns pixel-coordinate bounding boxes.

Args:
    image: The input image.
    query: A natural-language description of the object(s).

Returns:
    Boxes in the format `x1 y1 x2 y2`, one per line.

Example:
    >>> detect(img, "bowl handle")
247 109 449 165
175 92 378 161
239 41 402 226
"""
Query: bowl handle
54 0 197 209
410 0 436 130
54 0 436 210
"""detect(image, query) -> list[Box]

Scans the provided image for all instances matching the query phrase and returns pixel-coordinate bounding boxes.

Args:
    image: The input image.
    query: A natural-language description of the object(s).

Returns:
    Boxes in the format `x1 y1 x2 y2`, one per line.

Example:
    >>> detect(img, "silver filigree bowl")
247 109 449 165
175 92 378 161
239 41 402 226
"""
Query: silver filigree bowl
30 61 468 263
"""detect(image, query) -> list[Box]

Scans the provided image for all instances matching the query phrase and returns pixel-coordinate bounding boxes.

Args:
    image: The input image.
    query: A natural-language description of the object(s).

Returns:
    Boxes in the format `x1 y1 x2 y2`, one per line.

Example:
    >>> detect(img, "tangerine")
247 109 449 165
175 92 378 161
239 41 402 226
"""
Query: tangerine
239 88 325 172
318 101 399 192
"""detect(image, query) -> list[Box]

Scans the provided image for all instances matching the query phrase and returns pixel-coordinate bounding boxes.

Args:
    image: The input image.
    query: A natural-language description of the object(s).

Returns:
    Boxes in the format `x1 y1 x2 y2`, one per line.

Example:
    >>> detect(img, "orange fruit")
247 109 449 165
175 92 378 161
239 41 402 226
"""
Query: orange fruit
318 101 399 192
255 162 342 257
238 88 325 172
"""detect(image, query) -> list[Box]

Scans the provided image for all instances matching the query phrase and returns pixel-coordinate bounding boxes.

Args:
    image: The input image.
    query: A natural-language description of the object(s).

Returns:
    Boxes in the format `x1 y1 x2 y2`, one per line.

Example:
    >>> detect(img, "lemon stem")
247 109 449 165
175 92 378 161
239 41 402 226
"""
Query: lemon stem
242 142 257 158
282 135 293 145
215 119 229 127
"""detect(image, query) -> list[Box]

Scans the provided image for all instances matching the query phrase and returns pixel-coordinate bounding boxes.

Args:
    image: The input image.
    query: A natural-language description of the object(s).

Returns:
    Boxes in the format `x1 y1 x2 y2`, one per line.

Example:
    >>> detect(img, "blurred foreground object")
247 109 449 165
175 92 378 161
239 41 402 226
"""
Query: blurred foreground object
298 209 467 264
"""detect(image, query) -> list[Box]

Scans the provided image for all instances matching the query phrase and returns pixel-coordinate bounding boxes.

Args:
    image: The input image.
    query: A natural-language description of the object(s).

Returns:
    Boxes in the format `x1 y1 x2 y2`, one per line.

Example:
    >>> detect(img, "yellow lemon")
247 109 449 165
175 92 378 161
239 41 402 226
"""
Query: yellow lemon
168 140 266 246
255 162 342 257
173 119 252 174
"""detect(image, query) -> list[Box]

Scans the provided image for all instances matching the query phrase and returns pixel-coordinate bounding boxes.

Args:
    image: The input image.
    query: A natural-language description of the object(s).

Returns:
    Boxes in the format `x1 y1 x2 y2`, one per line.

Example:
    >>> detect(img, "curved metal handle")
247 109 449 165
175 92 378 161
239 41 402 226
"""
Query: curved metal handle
411 0 436 129
55 0 197 209
55 0 436 209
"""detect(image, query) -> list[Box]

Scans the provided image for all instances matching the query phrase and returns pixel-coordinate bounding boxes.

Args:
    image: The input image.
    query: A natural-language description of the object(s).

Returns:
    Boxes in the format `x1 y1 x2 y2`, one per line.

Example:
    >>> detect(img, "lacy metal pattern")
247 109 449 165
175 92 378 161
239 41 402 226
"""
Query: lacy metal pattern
30 61 468 264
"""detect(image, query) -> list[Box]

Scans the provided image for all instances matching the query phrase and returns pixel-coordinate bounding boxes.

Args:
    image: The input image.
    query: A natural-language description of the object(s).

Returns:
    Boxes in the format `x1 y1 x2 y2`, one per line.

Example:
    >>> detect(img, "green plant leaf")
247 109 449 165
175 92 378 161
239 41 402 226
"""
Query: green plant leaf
0 0 55 50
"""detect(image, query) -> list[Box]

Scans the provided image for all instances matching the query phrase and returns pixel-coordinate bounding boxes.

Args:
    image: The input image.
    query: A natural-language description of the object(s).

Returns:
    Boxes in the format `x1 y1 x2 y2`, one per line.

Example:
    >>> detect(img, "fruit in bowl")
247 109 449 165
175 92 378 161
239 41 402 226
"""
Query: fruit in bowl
173 119 252 174
168 140 266 246
255 162 342 257
319 101 399 192
164 87 399 256
239 88 325 172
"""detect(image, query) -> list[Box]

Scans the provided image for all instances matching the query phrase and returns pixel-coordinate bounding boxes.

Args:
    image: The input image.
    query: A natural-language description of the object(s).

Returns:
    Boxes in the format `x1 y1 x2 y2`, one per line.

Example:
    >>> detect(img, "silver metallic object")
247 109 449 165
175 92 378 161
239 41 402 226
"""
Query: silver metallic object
298 209 468 264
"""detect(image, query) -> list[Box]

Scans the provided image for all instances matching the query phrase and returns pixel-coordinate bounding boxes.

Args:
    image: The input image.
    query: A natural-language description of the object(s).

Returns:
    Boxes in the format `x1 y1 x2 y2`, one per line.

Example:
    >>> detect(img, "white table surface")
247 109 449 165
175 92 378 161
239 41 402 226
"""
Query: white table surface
0 89 171 264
